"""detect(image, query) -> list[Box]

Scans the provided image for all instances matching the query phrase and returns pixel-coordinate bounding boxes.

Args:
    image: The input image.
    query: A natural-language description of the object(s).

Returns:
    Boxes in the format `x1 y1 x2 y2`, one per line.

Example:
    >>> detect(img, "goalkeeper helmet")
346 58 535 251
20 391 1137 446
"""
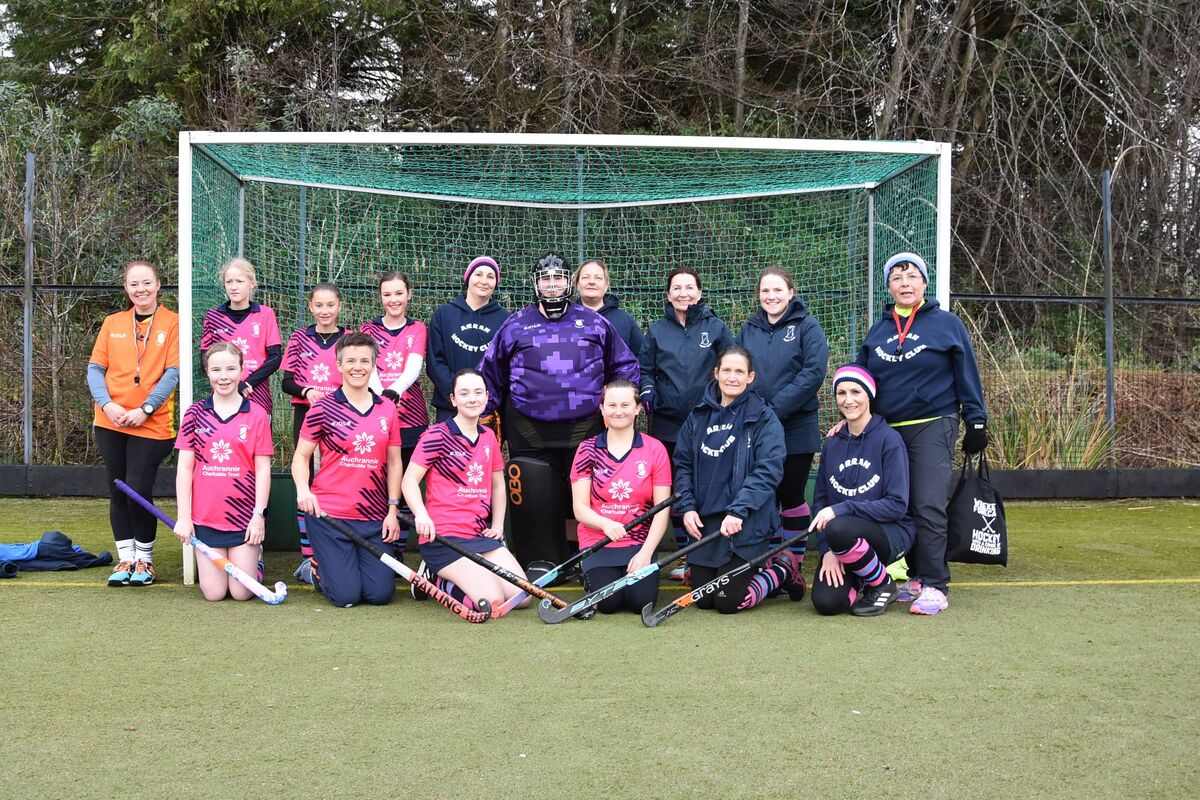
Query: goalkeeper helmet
532 252 572 319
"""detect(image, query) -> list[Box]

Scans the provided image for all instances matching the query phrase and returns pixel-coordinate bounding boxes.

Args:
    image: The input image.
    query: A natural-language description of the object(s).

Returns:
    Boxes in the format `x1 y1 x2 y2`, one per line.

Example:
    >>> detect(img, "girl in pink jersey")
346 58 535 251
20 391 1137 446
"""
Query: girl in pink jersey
402 369 528 611
363 271 429 554
174 343 274 601
292 332 403 608
200 258 282 415
281 282 345 579
570 379 673 613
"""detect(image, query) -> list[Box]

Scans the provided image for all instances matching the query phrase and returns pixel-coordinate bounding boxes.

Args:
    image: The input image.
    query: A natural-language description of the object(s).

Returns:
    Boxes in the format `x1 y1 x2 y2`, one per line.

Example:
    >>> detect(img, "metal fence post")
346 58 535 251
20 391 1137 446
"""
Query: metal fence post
1102 169 1115 434
23 152 35 467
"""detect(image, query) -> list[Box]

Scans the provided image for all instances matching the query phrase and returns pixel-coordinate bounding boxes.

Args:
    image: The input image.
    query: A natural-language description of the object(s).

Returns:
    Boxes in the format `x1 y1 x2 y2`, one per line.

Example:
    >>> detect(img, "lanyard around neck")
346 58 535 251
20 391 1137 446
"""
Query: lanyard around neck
133 308 157 386
891 307 916 355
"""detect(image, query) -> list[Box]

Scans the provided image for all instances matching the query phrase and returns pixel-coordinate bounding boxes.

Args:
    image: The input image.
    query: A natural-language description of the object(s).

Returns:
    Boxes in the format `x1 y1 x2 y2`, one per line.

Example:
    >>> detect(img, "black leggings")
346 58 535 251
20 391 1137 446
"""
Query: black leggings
778 452 814 508
689 555 757 615
582 565 660 614
810 516 897 616
94 427 174 544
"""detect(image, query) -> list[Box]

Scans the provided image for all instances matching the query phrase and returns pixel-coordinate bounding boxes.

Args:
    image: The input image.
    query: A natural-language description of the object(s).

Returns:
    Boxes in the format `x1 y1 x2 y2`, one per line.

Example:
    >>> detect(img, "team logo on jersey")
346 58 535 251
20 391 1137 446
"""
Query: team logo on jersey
311 364 331 384
406 335 414 349
466 463 485 486
379 417 389 433
384 351 405 370
156 331 167 346
484 446 491 461
252 323 261 337
783 325 796 342
575 318 584 328
238 425 248 441
231 337 250 355
209 439 232 463
352 432 376 454
636 461 648 478
609 478 633 501
699 332 711 348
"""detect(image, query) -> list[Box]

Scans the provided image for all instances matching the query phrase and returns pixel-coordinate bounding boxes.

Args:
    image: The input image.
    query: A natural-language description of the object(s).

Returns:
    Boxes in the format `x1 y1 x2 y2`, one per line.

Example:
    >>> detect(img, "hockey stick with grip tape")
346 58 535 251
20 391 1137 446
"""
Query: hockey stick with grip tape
492 492 681 618
320 515 490 623
537 528 723 624
115 480 287 605
640 531 806 627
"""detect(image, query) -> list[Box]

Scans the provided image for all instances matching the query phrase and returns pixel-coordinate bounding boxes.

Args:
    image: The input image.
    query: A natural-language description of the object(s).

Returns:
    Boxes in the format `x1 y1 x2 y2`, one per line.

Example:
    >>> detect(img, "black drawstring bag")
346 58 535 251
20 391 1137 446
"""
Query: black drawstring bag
946 452 1008 566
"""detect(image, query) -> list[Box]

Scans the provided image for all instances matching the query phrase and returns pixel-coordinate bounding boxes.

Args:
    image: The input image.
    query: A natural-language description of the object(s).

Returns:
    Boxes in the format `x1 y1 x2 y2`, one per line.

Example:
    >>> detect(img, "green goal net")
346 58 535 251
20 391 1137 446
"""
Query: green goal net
184 134 948 465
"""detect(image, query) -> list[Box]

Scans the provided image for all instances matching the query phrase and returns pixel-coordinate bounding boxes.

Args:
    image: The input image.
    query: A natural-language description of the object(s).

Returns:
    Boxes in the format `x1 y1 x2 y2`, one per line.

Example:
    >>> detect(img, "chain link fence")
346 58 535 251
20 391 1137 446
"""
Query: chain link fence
2 153 1196 469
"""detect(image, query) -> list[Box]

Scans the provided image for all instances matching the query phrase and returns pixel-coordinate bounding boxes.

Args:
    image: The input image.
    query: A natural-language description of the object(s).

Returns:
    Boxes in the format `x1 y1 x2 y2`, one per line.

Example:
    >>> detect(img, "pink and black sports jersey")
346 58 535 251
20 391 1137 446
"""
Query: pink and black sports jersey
360 317 429 429
570 432 672 549
282 326 344 406
201 302 282 413
411 419 503 541
175 397 274 532
300 390 401 520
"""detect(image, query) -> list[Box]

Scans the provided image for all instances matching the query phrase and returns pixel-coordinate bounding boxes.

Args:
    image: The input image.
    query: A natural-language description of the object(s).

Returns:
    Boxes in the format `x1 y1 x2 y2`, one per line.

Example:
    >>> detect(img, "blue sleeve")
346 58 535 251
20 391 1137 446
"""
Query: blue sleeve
716 320 735 354
950 316 987 423
672 414 699 515
811 453 830 555
245 345 282 386
625 318 645 369
829 432 911 524
605 324 640 386
638 327 657 392
727 415 786 521
144 367 180 410
87 363 112 407
768 317 829 420
426 306 453 402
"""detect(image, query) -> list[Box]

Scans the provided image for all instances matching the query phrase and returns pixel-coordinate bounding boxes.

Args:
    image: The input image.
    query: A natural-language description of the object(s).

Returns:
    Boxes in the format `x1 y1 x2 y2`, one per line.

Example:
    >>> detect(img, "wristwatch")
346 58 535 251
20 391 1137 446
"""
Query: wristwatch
387 498 402 507
141 402 155 415
252 508 266 518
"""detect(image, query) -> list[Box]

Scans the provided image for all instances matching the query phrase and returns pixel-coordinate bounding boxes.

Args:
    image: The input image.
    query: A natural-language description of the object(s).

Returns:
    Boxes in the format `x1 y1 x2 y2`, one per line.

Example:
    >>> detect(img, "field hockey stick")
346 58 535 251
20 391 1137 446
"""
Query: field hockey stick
537 528 724 624
491 492 681 619
320 514 491 623
114 480 287 605
426 532 570 608
640 531 807 627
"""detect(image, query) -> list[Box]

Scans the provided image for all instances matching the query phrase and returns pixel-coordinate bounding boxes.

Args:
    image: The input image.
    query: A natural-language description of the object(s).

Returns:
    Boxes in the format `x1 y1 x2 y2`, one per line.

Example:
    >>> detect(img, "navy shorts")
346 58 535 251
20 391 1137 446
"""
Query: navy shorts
420 535 505 575
581 542 642 571
193 524 247 549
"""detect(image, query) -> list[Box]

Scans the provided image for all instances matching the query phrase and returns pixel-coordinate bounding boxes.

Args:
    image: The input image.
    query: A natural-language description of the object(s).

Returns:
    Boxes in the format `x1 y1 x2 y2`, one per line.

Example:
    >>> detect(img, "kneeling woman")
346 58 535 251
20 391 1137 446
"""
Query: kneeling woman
402 369 527 611
810 365 915 616
673 346 800 614
292 332 403 608
174 343 273 601
569 379 673 613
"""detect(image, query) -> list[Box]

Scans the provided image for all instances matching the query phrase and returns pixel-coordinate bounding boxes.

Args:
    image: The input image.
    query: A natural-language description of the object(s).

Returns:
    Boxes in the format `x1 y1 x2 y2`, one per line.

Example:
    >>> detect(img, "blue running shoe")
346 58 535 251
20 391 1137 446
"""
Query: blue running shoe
107 560 135 587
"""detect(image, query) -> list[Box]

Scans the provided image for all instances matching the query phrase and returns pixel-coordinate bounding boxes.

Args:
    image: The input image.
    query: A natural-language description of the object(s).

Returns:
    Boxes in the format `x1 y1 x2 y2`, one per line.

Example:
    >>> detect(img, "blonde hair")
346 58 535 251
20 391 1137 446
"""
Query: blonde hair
220 257 257 285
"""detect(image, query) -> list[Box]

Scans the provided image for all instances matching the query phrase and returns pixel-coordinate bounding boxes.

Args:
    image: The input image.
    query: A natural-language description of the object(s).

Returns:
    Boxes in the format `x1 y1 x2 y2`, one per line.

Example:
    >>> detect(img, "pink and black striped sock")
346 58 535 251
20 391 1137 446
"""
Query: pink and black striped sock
834 537 887 587
737 561 791 610
781 504 810 561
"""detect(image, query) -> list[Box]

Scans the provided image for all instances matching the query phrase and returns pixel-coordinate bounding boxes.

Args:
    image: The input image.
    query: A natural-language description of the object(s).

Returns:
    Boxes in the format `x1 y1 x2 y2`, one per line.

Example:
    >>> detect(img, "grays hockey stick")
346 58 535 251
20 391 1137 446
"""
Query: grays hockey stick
492 492 681 618
537 528 723 624
322 515 490 623
640 531 807 627
115 480 287 605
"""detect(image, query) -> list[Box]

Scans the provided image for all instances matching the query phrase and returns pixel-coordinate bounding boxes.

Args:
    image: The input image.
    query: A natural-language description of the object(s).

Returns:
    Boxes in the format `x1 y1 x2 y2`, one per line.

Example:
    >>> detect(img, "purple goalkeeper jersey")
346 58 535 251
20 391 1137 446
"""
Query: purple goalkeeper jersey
479 303 640 422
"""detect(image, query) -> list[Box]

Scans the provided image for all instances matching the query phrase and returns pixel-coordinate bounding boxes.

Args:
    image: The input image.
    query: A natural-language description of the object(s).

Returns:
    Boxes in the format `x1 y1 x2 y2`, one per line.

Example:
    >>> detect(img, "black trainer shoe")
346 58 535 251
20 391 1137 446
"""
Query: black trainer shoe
850 576 898 617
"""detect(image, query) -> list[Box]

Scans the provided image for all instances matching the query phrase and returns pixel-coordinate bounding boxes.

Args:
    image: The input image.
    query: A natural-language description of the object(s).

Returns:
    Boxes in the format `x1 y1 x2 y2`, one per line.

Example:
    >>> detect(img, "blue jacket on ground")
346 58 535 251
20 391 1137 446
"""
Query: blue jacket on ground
812 414 916 556
639 301 734 442
673 383 785 567
594 294 645 360
0 531 112 571
427 296 510 413
855 299 987 424
737 295 829 454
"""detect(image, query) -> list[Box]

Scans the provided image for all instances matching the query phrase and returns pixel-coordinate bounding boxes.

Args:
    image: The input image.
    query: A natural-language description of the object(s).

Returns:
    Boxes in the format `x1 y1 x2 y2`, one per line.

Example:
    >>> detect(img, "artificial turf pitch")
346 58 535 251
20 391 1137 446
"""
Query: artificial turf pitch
1 498 1197 799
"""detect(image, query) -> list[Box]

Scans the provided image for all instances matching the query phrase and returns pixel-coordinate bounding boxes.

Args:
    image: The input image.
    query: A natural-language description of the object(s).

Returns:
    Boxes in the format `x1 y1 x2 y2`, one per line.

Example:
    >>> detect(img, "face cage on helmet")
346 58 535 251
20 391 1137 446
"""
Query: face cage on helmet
532 267 573 316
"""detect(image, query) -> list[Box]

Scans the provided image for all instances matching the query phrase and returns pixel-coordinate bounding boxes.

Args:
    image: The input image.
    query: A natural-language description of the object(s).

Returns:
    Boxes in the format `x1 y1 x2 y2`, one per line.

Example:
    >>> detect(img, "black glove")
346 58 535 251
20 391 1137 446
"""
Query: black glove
640 386 657 413
962 421 988 454
381 389 400 403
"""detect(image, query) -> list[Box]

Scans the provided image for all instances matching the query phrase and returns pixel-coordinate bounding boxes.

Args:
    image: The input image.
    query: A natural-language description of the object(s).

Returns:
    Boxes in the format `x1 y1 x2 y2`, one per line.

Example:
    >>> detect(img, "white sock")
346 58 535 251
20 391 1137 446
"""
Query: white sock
115 539 136 562
135 540 154 563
